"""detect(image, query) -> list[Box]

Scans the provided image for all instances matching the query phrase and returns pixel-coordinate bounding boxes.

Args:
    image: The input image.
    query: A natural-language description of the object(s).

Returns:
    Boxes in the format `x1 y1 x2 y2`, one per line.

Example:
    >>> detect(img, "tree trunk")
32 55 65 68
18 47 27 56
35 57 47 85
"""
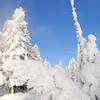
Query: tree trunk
11 86 14 94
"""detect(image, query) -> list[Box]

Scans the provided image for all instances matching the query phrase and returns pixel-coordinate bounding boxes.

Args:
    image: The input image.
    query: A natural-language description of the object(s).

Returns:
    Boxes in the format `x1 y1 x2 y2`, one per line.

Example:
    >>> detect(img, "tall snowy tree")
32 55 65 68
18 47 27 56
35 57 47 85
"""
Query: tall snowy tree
2 7 31 61
70 0 87 89
70 0 100 100
70 0 99 68
70 0 86 69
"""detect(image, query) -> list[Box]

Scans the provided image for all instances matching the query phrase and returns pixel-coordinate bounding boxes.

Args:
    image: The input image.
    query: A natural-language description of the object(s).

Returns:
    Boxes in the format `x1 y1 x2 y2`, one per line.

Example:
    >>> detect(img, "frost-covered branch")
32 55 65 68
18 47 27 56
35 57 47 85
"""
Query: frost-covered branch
70 0 86 69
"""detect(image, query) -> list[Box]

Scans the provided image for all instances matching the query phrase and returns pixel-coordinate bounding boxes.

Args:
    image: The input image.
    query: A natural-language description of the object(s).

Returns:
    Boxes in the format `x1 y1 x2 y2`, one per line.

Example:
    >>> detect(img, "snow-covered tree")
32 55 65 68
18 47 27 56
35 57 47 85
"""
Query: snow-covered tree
68 58 77 80
83 34 99 63
68 58 77 71
70 0 100 100
70 0 86 69
0 60 29 94
30 44 41 61
70 0 99 67
0 69 6 87
0 32 4 65
0 67 12 96
2 7 31 61
80 59 100 100
67 58 82 88
70 0 86 88
0 7 43 95
80 35 100 100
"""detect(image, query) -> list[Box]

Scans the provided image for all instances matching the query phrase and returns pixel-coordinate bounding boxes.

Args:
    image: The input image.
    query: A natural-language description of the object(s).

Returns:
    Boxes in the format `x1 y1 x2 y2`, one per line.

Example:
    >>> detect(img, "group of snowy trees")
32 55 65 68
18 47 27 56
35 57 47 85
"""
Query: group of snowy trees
0 7 41 62
0 7 42 95
0 0 99 100
67 0 100 100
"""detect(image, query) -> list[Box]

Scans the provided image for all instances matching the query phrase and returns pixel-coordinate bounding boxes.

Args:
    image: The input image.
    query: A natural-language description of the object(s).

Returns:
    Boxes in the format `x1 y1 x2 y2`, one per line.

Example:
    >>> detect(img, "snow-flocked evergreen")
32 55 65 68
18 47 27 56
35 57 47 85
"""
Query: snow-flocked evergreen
2 7 31 62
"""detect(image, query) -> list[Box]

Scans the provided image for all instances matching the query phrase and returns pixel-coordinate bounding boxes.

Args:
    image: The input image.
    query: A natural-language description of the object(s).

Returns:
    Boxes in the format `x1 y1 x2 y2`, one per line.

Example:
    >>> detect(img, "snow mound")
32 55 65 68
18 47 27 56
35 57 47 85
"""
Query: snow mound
0 93 40 100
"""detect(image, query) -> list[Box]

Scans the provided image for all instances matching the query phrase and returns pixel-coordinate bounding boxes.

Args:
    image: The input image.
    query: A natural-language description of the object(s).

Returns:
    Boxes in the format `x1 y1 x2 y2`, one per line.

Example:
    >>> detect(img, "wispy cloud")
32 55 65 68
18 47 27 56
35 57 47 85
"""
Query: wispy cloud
32 25 51 35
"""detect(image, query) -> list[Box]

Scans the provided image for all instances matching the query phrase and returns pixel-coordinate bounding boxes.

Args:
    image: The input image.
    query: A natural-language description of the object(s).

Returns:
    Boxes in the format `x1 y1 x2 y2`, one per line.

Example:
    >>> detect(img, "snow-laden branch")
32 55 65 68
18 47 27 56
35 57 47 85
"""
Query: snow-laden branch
70 0 86 69
70 0 83 40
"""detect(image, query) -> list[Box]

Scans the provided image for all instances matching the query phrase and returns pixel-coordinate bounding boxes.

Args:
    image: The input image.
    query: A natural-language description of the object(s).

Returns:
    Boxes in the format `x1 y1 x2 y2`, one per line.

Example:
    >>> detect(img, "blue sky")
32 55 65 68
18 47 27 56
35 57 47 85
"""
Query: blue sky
0 0 100 66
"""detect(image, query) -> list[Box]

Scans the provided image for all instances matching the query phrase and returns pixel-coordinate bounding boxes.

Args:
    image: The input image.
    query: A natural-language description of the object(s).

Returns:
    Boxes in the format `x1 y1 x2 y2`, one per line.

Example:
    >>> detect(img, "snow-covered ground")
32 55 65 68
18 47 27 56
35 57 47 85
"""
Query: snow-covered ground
0 93 40 100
